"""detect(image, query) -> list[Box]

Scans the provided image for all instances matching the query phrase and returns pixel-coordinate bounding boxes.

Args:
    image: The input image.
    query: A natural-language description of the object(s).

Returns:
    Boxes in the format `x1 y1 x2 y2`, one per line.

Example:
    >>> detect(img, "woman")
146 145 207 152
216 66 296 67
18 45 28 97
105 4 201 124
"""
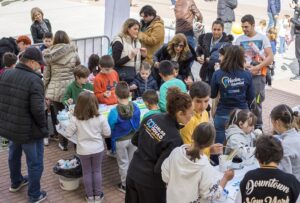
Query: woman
126 87 194 203
112 18 147 84
197 19 233 84
270 104 300 181
30 7 52 44
43 30 80 151
210 45 255 145
153 33 196 86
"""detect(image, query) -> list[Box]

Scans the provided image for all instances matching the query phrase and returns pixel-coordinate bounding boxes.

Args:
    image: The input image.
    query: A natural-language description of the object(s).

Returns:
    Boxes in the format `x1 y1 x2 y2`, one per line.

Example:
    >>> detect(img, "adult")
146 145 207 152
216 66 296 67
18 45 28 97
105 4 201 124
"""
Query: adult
0 37 19 68
126 87 193 203
291 2 300 80
139 5 165 65
197 19 233 84
0 47 48 202
174 0 203 48
43 30 80 151
217 0 238 34
267 0 281 30
210 45 255 144
30 7 52 44
16 35 32 53
153 33 196 85
111 18 147 84
235 14 274 130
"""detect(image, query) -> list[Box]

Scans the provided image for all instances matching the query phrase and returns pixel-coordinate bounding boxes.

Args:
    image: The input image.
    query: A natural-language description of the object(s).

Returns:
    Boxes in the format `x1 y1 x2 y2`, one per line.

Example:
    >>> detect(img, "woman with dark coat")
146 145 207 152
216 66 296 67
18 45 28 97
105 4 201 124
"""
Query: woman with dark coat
30 7 52 44
197 19 233 84
153 33 197 86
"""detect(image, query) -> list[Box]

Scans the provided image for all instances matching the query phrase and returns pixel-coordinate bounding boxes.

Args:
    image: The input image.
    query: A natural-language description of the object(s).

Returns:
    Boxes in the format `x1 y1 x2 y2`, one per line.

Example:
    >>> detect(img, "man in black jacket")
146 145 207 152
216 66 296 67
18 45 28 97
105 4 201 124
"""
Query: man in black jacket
291 0 300 80
0 47 48 203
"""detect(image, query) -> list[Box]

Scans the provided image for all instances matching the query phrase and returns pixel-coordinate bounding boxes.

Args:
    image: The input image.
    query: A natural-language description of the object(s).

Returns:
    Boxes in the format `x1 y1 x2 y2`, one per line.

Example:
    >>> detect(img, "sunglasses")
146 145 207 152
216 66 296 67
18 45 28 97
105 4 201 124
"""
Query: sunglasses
174 44 184 48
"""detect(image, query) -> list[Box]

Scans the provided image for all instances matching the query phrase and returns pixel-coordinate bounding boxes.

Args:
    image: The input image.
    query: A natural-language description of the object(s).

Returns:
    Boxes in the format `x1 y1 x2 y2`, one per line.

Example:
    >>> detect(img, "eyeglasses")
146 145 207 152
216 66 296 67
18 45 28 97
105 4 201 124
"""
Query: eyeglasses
174 44 184 48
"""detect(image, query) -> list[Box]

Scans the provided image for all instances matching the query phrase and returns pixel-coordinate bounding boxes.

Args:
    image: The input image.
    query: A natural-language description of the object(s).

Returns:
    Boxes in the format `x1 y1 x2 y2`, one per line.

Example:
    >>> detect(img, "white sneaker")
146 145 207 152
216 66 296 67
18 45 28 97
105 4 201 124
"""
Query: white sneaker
43 138 49 146
169 5 175 9
265 85 273 90
106 150 116 158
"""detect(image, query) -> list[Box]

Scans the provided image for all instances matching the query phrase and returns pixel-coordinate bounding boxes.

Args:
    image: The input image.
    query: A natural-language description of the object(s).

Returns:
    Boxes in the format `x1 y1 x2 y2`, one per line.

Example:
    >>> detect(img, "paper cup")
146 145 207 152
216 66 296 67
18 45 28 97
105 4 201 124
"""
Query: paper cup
219 155 232 172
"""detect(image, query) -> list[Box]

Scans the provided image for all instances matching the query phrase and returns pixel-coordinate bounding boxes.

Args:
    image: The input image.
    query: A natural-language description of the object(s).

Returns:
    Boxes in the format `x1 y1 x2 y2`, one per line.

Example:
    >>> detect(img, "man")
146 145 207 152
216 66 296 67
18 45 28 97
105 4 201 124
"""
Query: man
235 14 274 130
139 5 165 65
291 0 300 80
267 0 281 29
175 0 203 48
217 0 238 34
0 47 48 203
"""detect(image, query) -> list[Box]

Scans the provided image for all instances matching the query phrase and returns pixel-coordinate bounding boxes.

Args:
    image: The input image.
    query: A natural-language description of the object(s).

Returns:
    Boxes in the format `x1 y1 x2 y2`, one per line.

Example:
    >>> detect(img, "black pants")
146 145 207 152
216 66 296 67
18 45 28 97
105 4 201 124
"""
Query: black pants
51 101 68 147
125 176 166 203
105 138 112 150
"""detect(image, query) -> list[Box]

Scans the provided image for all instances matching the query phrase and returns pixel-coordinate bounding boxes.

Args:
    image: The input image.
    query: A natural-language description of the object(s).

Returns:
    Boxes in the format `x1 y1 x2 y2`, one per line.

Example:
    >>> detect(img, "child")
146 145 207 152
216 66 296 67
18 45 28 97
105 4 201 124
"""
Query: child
224 109 257 156
237 136 300 203
158 60 187 112
130 62 158 98
162 122 234 203
63 65 93 106
94 55 119 105
66 91 111 203
141 89 161 120
39 32 53 52
87 54 100 84
0 52 17 74
108 81 141 193
171 60 193 87
256 19 267 34
270 104 300 181
278 14 291 55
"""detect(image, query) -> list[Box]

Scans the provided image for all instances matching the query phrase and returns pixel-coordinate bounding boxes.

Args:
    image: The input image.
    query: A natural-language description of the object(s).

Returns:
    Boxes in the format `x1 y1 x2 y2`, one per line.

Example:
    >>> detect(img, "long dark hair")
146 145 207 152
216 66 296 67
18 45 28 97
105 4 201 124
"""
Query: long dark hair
270 104 299 129
186 122 216 162
220 45 245 72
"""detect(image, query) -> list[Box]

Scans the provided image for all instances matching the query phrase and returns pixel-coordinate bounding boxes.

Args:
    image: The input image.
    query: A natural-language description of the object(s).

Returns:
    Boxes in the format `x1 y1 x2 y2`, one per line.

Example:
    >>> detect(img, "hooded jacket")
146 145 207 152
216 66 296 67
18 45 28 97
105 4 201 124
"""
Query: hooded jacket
225 124 253 156
43 43 80 102
161 145 224 203
139 16 165 65
0 63 48 143
131 73 158 98
175 0 203 36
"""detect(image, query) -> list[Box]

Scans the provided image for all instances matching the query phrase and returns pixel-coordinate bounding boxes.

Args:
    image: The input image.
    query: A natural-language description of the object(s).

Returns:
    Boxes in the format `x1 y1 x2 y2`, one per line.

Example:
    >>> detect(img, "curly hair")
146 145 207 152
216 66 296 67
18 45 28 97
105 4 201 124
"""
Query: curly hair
167 33 190 61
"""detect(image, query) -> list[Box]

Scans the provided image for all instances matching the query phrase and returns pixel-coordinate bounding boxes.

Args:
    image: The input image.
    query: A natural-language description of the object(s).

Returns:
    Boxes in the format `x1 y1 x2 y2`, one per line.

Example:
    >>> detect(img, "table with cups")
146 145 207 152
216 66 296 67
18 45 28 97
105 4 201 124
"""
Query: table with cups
214 146 259 203
55 100 149 144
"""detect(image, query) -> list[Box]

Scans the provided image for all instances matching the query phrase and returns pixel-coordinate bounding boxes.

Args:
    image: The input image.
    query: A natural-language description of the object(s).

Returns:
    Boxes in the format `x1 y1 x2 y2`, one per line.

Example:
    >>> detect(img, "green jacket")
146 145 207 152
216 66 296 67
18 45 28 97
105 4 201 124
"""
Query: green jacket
63 81 93 105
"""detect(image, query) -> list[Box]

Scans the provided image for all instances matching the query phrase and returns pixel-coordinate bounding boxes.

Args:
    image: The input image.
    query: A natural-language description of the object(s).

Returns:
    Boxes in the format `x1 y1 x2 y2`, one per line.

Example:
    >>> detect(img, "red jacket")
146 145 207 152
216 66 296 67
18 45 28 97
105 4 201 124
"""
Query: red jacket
94 70 119 105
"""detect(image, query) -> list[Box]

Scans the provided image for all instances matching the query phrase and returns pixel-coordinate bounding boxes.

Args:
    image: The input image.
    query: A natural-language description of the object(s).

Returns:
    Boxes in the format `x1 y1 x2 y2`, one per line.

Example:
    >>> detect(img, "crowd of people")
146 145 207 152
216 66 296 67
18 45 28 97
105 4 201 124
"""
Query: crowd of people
0 1 300 203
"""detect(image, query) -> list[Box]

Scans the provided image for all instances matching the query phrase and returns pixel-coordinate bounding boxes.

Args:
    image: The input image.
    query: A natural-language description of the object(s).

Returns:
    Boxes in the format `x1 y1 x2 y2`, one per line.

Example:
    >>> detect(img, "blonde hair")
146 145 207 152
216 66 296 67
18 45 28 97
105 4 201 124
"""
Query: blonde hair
259 19 267 27
167 33 190 61
31 7 44 22
268 27 278 41
120 18 140 38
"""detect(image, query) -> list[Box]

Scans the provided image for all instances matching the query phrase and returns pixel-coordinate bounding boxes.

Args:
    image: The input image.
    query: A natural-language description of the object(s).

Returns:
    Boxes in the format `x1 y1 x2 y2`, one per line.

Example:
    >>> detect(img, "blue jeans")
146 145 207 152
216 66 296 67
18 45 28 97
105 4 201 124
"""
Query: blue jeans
279 36 286 54
267 12 277 30
9 139 44 199
186 34 196 49
171 0 176 5
214 114 230 144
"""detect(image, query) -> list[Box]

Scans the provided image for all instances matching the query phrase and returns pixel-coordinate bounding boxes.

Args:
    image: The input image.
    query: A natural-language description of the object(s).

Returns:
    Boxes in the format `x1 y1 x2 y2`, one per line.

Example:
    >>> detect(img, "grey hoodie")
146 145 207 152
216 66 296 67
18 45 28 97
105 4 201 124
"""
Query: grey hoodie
278 128 300 181
225 124 253 155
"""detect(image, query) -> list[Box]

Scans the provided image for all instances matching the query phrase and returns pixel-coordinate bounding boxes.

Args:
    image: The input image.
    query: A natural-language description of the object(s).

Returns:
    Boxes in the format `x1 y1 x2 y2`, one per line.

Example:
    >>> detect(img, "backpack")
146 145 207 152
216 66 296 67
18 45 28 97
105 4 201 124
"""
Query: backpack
108 35 123 56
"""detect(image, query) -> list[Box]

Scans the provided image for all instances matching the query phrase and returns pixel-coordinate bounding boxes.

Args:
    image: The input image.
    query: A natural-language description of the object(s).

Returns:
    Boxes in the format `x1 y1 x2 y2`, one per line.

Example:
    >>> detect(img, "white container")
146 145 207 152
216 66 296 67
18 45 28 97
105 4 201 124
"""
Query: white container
219 155 232 172
59 176 80 191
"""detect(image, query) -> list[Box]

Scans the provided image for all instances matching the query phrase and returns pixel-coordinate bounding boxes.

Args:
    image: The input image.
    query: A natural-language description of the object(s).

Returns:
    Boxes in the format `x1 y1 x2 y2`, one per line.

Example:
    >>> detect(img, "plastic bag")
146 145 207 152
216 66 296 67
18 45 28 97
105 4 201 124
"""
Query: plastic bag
53 156 82 178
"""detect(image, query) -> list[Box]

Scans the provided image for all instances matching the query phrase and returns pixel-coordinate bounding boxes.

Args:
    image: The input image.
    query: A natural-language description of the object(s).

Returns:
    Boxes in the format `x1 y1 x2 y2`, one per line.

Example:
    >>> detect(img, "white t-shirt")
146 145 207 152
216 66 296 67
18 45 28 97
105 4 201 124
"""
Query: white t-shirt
66 115 111 155
235 32 271 64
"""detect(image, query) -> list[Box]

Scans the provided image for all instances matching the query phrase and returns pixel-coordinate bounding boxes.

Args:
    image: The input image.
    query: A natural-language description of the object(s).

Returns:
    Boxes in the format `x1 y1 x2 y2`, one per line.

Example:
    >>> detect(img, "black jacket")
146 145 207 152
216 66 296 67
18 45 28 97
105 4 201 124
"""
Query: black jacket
153 44 196 79
30 19 52 43
0 37 19 68
197 32 233 83
131 73 158 98
0 63 48 143
128 113 183 189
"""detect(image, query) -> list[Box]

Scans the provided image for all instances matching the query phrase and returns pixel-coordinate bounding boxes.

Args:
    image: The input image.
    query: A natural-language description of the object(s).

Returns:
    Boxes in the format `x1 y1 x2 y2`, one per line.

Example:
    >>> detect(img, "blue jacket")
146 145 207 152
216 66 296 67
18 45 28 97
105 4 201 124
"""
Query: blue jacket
268 0 281 16
210 69 255 116
108 102 141 152
131 73 158 98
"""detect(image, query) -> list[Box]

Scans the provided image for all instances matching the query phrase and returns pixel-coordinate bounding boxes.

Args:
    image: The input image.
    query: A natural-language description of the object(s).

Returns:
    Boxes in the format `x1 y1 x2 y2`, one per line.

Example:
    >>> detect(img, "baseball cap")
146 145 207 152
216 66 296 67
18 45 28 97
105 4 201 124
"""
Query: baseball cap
22 46 45 65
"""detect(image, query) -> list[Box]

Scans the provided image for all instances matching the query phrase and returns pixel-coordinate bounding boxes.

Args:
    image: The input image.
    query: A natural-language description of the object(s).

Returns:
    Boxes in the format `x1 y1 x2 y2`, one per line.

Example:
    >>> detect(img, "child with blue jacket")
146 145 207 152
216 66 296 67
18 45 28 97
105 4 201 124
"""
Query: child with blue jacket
108 81 141 193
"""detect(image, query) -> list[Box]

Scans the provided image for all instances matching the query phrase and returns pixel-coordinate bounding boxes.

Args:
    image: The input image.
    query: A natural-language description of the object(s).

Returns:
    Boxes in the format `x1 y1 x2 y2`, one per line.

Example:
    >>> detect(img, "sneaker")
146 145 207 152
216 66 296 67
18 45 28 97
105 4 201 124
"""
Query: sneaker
1 138 9 148
43 138 49 146
29 191 47 203
106 150 116 158
58 143 68 151
9 176 29 192
117 183 126 193
95 192 104 203
290 75 300 81
49 134 59 141
85 196 94 203
265 85 273 90
169 5 175 9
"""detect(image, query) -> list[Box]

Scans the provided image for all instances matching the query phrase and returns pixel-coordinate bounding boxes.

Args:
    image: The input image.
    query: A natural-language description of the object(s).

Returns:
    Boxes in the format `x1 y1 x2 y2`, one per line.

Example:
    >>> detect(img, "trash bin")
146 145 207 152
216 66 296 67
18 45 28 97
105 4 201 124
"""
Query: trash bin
59 176 80 191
